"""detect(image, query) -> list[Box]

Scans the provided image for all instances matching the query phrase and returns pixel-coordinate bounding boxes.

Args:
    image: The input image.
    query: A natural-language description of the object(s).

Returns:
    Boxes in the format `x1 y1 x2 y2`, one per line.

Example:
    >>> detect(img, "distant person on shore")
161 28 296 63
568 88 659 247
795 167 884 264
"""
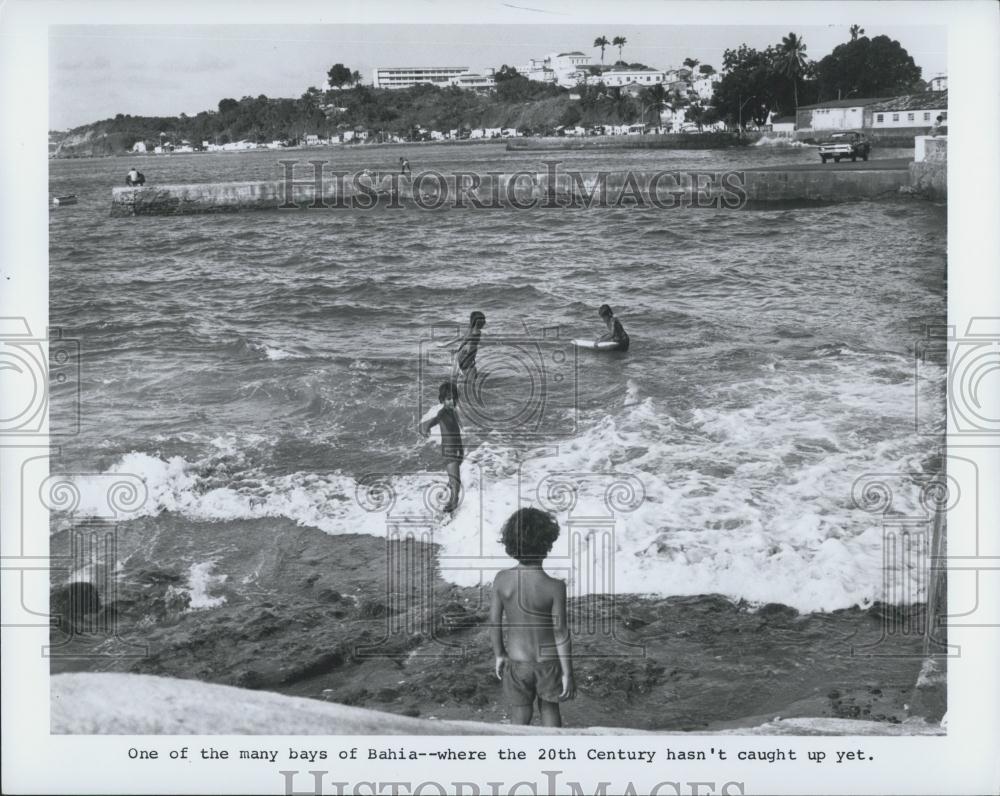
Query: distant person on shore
491 507 575 727
929 115 946 137
125 167 145 187
419 381 463 519
399 157 411 176
596 304 630 351
452 311 486 384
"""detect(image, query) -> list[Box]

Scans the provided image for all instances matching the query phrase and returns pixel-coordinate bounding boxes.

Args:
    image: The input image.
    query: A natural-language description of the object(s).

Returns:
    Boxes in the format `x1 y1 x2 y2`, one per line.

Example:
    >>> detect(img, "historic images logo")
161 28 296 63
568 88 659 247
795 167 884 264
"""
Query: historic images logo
0 317 80 436
278 160 748 211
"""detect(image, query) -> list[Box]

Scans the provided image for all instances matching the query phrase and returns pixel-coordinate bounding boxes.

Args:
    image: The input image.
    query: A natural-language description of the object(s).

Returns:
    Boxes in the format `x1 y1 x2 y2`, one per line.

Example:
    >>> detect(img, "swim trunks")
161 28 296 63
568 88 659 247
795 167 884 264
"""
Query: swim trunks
502 659 563 706
437 407 464 462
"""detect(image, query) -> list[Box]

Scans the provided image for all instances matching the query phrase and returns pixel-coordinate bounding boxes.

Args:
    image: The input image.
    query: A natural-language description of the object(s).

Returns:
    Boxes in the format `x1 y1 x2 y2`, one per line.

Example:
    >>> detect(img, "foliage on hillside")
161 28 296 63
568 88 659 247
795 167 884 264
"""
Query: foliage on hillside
53 80 677 157
51 30 932 156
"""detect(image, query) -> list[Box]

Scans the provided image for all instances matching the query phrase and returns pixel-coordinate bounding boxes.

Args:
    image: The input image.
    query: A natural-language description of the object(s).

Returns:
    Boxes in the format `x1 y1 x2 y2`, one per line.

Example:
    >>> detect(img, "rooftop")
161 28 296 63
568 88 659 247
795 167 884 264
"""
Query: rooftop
869 91 948 112
604 67 661 73
376 66 470 71
797 97 883 110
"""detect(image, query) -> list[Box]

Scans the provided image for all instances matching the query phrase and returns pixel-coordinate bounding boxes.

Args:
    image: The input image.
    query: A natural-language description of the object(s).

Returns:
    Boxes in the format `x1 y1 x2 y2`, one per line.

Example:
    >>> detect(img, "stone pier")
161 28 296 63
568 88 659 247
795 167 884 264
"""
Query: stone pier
111 161 917 216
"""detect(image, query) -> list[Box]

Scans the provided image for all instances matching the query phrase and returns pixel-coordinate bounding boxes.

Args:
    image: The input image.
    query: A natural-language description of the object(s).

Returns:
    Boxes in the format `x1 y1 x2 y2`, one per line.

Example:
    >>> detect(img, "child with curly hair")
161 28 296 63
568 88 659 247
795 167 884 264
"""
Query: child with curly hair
489 507 575 726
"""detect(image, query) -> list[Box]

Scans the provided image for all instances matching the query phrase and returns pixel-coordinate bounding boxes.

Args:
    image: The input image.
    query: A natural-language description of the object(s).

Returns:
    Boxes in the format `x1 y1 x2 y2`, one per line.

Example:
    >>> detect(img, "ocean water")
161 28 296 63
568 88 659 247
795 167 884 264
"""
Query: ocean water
49 142 946 613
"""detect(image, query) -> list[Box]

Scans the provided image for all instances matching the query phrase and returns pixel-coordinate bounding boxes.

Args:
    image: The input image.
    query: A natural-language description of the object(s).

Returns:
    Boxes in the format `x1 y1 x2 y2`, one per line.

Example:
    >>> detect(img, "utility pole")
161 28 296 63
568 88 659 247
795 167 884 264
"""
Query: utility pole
737 94 755 134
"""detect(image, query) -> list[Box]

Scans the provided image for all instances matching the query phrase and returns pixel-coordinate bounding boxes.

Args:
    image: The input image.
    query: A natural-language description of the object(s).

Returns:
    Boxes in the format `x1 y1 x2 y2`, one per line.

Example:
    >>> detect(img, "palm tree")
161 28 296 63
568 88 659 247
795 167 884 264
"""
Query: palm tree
776 32 808 111
593 36 610 64
612 36 627 63
643 82 667 131
849 24 865 41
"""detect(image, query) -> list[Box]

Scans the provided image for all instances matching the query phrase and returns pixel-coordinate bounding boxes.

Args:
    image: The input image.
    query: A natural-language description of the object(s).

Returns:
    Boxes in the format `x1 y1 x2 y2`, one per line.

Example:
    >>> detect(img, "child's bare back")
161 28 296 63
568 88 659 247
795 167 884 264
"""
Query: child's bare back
492 567 564 662
489 508 575 727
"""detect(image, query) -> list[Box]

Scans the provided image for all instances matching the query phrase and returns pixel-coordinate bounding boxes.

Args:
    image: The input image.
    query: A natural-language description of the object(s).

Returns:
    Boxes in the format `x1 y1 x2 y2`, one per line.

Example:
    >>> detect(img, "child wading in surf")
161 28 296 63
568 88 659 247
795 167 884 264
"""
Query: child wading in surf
597 304 629 351
490 508 575 727
419 381 463 518
452 310 486 384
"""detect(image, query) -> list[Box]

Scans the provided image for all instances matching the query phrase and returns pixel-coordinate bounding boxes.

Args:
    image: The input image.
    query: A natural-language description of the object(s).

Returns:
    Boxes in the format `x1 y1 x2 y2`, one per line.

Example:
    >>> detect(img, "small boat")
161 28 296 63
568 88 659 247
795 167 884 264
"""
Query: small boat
52 195 78 206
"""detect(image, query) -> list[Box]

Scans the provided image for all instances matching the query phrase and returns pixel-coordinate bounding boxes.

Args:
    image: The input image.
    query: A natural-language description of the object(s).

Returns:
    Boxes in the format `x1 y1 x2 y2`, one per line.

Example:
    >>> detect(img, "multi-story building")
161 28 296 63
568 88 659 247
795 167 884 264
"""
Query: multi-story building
520 50 592 88
927 75 947 92
372 66 471 90
599 68 666 88
691 73 721 102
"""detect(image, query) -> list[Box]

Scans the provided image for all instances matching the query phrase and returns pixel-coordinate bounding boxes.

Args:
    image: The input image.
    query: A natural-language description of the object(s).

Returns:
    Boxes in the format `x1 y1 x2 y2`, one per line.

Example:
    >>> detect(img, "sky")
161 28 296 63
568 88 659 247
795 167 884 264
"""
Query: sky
49 23 947 130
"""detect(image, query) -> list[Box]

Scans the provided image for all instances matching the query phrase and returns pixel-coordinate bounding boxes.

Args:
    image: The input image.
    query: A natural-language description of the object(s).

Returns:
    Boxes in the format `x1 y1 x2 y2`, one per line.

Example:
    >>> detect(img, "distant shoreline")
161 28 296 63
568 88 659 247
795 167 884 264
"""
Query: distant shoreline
51 137 512 160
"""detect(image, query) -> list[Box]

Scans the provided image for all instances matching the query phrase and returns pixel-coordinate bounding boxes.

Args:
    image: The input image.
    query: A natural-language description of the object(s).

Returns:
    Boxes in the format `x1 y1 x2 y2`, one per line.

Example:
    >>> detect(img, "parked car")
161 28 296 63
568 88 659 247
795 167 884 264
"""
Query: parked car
818 132 871 163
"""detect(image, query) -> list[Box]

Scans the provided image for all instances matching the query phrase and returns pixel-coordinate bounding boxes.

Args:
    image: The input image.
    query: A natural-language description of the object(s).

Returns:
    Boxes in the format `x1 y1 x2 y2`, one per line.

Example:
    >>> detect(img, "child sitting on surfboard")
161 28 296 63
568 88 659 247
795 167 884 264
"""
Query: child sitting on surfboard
597 304 630 351
419 381 464 519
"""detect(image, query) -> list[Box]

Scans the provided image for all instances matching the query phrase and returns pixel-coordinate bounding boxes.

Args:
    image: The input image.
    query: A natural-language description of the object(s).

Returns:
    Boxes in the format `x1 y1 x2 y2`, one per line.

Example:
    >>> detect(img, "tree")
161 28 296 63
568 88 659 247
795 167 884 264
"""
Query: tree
712 44 779 129
327 63 357 89
683 57 700 70
300 86 323 113
640 82 667 130
494 64 520 81
593 36 610 64
849 24 865 41
612 36 627 62
698 64 716 76
218 98 239 114
815 34 922 100
685 101 707 131
774 32 808 110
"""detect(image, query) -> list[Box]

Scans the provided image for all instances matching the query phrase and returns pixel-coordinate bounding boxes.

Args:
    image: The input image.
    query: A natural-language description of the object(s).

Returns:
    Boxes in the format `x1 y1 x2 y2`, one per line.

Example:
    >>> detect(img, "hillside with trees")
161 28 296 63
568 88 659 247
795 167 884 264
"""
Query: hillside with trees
50 30 930 155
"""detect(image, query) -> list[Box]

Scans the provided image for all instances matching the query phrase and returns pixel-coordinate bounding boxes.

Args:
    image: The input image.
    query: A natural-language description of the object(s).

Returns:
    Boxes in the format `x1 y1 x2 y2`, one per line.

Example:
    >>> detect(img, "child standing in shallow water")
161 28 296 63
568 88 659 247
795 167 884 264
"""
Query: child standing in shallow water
419 381 463 517
490 508 575 727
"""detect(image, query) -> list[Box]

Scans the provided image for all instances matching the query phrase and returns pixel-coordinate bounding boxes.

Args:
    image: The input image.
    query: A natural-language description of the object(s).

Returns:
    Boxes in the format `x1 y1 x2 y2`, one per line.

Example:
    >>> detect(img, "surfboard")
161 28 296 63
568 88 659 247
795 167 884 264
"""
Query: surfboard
572 338 621 351
419 403 444 446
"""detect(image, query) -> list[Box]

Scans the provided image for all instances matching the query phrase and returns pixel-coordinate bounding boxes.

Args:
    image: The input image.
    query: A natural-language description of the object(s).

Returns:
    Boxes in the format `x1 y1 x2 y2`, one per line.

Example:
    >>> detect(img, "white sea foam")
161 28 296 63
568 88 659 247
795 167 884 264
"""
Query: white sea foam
753 135 809 148
66 353 944 613
185 561 228 610
248 340 304 360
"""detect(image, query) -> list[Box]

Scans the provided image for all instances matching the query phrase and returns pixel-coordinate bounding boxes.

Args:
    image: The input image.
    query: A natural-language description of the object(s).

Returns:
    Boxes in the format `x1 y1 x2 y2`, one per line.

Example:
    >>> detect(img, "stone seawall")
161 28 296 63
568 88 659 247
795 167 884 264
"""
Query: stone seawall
111 165 912 216
907 136 947 200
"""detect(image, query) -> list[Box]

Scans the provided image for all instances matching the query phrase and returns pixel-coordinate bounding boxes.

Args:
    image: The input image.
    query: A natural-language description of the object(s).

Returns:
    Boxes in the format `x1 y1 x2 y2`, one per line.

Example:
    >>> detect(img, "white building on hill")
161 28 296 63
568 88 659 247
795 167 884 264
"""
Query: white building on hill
691 73 721 101
927 75 947 92
447 71 496 91
373 66 470 89
599 68 665 88
521 50 592 88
